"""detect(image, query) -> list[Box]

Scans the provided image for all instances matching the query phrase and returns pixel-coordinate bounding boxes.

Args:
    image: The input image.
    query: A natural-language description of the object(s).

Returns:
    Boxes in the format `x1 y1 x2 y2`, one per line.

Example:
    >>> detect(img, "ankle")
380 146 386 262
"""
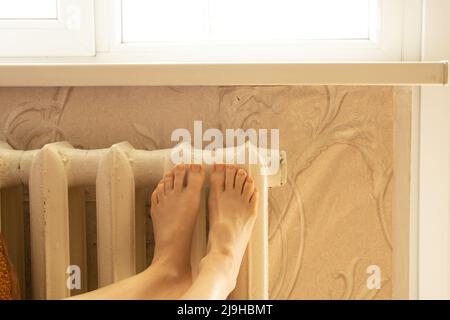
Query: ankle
152 249 192 269
147 259 192 283
199 253 238 292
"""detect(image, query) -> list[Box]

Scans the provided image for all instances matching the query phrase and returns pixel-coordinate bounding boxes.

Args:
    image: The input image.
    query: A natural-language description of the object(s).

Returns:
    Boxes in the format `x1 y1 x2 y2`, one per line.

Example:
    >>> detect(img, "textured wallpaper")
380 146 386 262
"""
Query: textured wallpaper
0 85 407 299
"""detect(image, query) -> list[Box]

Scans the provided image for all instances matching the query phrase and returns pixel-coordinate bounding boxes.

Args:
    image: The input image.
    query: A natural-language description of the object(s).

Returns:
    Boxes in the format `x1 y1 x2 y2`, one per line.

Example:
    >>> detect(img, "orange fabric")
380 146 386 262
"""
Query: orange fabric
0 235 13 300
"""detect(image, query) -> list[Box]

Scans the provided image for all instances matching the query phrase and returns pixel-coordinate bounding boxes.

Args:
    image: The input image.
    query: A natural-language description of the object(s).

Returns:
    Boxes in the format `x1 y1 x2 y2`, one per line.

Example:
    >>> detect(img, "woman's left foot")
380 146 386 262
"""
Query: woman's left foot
149 163 205 277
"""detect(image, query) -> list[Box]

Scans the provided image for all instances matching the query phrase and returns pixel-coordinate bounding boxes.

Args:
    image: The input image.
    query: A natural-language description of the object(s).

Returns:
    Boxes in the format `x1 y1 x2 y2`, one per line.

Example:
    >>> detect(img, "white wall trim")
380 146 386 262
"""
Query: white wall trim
399 0 424 300
419 0 450 300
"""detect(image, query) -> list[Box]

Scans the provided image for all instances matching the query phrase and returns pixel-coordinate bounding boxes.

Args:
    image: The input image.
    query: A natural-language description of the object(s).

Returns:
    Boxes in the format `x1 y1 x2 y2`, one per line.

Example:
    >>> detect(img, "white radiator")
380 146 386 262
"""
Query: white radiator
0 141 286 300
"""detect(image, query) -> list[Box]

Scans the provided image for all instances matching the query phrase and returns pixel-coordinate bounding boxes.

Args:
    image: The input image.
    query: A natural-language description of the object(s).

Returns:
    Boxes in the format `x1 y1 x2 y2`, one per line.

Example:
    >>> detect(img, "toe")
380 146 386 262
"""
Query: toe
242 176 255 202
250 189 259 210
210 164 225 192
173 164 186 192
156 181 165 202
187 164 205 192
225 164 237 191
234 169 247 194
151 189 158 206
164 171 174 193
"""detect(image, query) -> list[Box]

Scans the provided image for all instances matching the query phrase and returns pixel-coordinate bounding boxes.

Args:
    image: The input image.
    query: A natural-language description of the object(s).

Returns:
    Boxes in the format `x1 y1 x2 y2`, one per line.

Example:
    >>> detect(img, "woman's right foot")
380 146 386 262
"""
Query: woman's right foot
204 164 259 289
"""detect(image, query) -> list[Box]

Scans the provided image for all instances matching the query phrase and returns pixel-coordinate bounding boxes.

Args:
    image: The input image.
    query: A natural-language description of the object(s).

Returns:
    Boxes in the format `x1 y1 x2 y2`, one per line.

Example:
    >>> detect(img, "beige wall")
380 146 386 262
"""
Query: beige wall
0 85 410 299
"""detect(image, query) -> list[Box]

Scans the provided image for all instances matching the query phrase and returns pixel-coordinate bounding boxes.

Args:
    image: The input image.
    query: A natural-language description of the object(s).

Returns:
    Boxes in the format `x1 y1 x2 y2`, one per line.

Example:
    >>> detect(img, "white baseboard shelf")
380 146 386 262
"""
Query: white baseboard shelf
0 61 447 87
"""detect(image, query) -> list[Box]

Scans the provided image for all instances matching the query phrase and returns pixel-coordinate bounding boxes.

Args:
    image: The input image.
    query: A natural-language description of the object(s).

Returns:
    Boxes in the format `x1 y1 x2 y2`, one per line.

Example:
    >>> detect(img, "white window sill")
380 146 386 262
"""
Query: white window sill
0 61 447 87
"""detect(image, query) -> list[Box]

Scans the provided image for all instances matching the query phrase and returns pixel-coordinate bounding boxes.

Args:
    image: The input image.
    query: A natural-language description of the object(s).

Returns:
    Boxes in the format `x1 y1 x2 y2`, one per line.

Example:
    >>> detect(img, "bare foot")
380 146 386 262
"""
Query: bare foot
204 164 258 290
150 163 205 277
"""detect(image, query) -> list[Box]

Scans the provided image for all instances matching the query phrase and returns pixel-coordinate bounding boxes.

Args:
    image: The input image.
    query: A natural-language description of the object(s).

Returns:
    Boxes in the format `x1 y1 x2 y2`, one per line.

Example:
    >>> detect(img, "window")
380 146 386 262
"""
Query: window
0 0 418 62
0 0 94 56
121 0 371 43
0 0 58 19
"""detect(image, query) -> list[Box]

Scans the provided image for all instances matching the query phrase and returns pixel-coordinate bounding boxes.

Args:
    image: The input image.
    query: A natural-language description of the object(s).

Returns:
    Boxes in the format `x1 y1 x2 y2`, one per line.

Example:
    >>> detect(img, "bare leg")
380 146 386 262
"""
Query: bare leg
181 164 258 300
70 164 205 300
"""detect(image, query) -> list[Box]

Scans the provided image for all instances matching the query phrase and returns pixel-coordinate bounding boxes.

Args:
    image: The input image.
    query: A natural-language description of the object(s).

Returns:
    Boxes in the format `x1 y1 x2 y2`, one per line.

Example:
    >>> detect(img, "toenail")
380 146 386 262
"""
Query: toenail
238 169 246 176
176 164 185 170
215 164 225 171
191 164 200 172
246 177 253 183
165 172 172 177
